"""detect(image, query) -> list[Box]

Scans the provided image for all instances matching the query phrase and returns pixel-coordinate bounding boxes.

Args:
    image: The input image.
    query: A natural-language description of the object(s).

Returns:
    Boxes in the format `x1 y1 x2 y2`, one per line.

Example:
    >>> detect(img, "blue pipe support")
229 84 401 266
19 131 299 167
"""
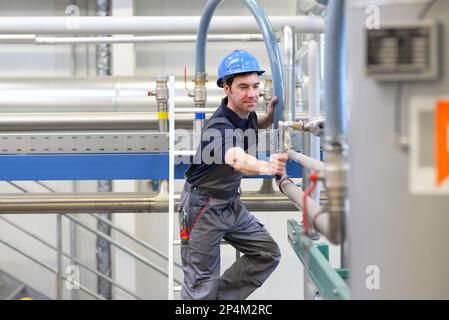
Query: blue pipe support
195 0 285 129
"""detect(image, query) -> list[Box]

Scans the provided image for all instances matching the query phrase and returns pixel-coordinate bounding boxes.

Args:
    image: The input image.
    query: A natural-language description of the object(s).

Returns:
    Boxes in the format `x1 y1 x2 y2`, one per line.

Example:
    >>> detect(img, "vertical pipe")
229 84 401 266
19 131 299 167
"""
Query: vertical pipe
308 40 321 203
283 25 296 123
323 0 347 250
96 0 113 300
195 0 284 128
56 214 63 300
168 76 176 300
282 25 296 152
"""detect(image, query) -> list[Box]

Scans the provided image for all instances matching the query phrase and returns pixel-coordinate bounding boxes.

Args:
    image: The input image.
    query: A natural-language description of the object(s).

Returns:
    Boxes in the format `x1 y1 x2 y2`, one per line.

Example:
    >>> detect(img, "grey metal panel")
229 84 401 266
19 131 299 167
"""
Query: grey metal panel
347 0 449 299
0 132 170 154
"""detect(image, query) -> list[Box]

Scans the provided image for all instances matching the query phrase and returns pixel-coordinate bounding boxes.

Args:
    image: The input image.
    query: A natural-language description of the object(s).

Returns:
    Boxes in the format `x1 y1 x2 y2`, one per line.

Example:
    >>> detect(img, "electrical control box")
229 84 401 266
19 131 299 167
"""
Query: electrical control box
366 20 440 81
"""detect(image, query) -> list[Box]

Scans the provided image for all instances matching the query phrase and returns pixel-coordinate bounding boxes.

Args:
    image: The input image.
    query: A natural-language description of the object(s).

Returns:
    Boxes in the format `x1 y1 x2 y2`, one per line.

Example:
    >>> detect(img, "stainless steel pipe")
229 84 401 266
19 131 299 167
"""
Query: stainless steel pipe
0 192 297 214
0 77 223 112
287 149 325 172
0 34 266 45
276 177 332 243
0 111 311 132
0 16 324 35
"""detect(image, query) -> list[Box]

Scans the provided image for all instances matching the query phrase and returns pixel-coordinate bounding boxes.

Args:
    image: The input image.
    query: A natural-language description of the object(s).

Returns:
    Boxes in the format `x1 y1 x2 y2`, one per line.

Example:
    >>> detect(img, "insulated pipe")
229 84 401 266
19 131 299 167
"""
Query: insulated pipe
276 177 331 240
0 77 223 112
0 16 325 35
323 0 347 247
0 111 311 132
287 149 325 172
0 193 297 214
195 0 285 129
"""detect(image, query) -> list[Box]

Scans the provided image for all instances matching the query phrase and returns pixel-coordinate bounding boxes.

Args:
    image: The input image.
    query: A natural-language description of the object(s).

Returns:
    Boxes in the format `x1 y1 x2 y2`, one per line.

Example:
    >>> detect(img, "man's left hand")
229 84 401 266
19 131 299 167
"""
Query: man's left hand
266 96 278 118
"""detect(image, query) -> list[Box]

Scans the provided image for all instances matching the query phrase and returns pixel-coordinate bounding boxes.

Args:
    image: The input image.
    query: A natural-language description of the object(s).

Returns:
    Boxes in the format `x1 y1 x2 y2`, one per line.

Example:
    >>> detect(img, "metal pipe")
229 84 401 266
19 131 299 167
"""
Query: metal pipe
282 25 296 151
0 77 223 113
0 215 142 300
0 192 297 214
155 76 169 133
0 16 324 35
64 214 182 285
323 0 347 247
275 177 332 241
31 34 265 45
0 112 222 131
283 25 296 123
287 149 325 172
307 39 321 203
195 0 285 129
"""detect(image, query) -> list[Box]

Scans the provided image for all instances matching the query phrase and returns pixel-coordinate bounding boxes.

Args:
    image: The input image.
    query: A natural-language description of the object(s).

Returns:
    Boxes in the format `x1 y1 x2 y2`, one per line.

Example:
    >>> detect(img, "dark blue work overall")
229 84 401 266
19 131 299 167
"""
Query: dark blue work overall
178 99 281 300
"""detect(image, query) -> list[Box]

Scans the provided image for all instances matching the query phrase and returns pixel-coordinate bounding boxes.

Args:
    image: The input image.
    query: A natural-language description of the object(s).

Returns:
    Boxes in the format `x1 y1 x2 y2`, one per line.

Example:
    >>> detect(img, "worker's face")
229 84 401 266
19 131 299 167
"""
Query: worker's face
224 73 260 115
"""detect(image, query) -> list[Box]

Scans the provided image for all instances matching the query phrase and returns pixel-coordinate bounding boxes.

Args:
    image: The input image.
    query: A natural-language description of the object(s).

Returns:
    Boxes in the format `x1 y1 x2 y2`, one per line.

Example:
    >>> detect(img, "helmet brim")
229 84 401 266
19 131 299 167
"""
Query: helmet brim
217 70 265 88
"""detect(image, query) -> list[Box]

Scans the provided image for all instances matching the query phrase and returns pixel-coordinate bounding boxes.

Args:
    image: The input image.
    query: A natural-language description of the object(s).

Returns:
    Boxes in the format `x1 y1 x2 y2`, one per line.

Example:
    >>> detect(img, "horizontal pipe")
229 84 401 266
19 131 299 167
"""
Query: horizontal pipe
0 16 324 35
287 149 325 172
0 192 297 214
276 178 335 243
0 77 223 112
0 111 311 131
34 34 266 45
0 34 265 44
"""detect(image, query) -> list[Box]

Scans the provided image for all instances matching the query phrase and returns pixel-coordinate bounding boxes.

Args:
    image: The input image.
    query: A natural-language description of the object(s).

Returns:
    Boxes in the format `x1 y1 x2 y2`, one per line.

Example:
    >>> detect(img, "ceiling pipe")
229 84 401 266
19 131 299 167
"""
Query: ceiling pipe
0 16 324 35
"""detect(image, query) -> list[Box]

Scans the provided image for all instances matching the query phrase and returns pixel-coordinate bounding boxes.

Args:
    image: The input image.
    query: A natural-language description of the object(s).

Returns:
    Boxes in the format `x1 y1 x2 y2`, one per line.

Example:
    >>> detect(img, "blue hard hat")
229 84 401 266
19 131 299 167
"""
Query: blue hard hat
217 50 265 88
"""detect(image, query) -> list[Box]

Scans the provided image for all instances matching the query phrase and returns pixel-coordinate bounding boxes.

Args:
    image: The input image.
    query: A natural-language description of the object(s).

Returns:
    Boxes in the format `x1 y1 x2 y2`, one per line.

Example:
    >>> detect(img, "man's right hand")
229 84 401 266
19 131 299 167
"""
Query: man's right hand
266 153 288 176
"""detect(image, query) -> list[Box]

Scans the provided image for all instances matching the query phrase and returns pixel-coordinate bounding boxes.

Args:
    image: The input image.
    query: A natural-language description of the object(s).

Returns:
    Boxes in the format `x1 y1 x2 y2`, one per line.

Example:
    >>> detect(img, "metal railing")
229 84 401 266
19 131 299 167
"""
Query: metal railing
0 180 182 300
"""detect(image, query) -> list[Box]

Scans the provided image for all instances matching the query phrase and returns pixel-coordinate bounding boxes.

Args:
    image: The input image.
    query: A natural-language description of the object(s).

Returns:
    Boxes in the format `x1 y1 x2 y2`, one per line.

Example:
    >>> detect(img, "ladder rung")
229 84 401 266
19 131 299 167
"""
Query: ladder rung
173 286 182 292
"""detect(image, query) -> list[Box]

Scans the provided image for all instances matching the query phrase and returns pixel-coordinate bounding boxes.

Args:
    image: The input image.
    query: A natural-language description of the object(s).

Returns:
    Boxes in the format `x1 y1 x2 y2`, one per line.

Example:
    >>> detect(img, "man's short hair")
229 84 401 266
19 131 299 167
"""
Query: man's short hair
223 71 259 88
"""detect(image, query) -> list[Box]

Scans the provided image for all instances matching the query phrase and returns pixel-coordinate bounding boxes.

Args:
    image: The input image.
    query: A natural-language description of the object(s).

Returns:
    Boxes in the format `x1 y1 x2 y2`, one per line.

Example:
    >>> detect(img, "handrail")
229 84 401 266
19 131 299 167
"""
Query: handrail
0 215 142 300
0 238 104 300
64 214 182 285
35 181 182 270
91 213 183 270
6 181 182 295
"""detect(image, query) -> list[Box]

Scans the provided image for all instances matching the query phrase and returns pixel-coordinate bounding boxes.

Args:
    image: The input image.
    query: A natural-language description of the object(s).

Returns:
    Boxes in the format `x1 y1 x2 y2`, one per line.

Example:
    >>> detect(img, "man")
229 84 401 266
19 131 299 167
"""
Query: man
179 50 288 300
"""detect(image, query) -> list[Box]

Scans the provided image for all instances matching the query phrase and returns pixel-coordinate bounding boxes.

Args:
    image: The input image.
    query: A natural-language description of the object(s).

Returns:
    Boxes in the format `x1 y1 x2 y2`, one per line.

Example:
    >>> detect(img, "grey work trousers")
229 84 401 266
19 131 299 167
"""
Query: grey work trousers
178 183 281 300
